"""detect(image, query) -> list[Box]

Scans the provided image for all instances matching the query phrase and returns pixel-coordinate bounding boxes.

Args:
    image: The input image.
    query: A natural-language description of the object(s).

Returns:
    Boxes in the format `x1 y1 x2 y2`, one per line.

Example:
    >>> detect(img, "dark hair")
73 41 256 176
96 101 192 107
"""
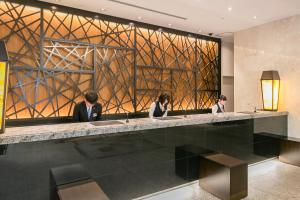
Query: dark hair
84 91 98 104
219 95 227 101
158 93 170 104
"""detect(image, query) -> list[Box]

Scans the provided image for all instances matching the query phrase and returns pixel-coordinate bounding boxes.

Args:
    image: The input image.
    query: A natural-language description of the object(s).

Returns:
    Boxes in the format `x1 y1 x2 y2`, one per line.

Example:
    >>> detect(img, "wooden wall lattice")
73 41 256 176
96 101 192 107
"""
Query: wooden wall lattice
0 0 221 119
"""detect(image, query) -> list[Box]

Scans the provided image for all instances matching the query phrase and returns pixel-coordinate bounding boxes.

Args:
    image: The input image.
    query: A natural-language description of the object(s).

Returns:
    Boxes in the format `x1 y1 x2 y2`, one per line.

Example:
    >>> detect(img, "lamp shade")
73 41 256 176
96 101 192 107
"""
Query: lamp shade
0 41 9 134
260 70 280 111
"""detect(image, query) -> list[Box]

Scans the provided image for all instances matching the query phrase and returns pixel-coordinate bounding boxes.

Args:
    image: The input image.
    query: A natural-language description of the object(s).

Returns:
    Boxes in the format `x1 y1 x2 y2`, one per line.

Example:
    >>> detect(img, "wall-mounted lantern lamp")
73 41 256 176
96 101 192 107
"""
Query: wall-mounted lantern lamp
261 70 280 111
0 41 9 134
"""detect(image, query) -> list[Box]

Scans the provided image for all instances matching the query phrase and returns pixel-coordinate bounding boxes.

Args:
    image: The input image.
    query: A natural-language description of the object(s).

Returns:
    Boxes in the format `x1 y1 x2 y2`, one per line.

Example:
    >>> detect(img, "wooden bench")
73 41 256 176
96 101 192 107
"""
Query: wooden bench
50 164 109 200
199 154 248 200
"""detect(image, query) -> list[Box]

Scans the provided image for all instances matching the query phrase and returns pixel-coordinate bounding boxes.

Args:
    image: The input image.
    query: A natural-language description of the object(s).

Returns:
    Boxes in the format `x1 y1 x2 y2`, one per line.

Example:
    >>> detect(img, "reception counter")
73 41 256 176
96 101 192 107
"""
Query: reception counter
0 111 288 145
0 111 288 200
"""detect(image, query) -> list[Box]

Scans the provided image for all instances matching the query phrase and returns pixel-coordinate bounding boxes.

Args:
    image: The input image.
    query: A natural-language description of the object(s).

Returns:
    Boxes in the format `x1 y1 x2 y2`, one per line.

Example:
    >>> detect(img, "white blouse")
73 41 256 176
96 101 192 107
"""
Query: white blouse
212 102 225 115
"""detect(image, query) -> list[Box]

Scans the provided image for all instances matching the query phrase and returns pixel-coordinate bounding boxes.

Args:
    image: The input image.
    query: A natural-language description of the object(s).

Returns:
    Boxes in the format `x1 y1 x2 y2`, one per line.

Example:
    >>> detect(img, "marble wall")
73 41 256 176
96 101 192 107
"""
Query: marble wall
221 40 234 112
234 14 300 138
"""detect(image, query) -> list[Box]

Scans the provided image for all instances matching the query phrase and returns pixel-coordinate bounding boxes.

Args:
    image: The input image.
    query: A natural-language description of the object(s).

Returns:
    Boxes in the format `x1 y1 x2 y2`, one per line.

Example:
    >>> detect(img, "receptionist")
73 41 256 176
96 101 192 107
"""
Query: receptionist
149 93 170 118
212 95 227 114
73 91 102 122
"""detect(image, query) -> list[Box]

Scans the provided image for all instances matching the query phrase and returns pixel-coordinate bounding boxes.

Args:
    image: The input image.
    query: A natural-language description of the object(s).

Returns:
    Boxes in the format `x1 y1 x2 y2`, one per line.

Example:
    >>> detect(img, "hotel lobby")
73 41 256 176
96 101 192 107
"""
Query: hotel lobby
0 0 300 200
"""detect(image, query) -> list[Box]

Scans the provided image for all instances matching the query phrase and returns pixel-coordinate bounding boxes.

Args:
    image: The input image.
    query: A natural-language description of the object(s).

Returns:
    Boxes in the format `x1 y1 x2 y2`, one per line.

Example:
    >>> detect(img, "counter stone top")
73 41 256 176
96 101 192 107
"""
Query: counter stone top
0 111 288 145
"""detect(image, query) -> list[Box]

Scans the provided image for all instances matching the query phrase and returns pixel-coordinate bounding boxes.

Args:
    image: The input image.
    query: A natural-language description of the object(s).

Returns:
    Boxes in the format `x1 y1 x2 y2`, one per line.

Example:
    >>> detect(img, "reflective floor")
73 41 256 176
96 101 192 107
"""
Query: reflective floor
138 159 300 200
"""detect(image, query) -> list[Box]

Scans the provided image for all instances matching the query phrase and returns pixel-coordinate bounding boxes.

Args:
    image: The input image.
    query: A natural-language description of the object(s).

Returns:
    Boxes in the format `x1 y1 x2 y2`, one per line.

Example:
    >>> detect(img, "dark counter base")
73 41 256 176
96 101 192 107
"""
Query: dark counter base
0 116 287 200
175 145 215 181
253 133 284 157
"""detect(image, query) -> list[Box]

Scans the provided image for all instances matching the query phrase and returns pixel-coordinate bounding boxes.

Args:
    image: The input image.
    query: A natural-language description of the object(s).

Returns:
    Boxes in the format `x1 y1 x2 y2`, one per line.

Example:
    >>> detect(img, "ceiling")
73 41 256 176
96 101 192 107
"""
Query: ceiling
40 0 300 41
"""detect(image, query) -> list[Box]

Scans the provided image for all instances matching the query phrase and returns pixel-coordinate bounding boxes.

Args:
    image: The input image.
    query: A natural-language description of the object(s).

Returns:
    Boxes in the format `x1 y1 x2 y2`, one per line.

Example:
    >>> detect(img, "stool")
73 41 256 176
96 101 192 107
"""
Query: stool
175 145 215 181
279 137 300 166
199 154 248 200
49 164 109 200
58 181 109 200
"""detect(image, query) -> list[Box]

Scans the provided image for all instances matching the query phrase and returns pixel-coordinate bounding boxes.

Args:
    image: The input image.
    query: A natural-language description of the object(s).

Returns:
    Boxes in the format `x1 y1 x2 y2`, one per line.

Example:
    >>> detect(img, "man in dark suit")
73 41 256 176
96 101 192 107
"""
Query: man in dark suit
73 91 102 122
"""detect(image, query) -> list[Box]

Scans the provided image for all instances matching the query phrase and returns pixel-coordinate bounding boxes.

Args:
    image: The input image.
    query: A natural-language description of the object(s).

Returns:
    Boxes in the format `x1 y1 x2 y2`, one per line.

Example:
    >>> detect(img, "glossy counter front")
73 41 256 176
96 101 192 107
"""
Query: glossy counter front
0 112 288 200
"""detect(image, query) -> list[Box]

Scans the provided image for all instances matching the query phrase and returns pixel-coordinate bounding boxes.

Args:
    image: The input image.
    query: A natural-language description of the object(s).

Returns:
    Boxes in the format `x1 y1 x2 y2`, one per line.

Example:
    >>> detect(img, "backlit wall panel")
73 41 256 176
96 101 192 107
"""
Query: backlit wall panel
0 0 220 119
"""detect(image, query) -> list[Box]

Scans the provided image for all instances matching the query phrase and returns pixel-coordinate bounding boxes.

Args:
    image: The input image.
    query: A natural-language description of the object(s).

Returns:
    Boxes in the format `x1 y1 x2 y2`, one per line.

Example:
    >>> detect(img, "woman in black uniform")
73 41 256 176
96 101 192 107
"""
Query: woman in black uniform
212 95 227 114
149 93 170 118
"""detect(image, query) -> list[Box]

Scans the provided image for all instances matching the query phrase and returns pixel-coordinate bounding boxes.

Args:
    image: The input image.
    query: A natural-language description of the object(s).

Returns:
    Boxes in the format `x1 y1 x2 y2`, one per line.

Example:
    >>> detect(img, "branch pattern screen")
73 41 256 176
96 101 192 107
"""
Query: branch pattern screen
0 1 220 119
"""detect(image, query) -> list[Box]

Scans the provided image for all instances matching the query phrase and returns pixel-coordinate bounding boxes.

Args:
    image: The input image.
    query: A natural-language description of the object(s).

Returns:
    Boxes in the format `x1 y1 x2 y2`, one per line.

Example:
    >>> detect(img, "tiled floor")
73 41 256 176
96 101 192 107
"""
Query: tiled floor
137 159 300 200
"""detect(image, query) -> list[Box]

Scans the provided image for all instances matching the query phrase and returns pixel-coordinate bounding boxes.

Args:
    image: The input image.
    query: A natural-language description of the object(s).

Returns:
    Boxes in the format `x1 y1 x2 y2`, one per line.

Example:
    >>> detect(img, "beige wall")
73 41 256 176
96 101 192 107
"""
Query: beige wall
222 41 234 77
234 14 300 138
221 41 234 112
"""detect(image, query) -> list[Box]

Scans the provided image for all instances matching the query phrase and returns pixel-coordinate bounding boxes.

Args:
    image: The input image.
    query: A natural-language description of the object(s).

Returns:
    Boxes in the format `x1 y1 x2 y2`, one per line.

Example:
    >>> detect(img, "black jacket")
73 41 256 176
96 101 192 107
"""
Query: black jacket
73 101 102 122
153 101 167 117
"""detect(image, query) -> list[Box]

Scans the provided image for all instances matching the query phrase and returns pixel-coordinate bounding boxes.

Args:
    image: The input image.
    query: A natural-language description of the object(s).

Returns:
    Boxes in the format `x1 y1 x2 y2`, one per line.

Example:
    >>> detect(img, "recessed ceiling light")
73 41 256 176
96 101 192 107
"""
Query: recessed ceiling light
168 23 172 27
253 15 257 19
137 16 142 20
198 30 202 33
227 6 232 11
55 0 61 2
50 6 57 10
101 8 106 12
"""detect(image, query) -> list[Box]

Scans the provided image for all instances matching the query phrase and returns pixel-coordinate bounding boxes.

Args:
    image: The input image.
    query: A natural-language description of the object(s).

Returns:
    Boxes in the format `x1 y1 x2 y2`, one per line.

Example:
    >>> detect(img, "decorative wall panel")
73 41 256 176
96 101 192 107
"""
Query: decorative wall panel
94 47 134 113
196 40 220 109
0 0 220 119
